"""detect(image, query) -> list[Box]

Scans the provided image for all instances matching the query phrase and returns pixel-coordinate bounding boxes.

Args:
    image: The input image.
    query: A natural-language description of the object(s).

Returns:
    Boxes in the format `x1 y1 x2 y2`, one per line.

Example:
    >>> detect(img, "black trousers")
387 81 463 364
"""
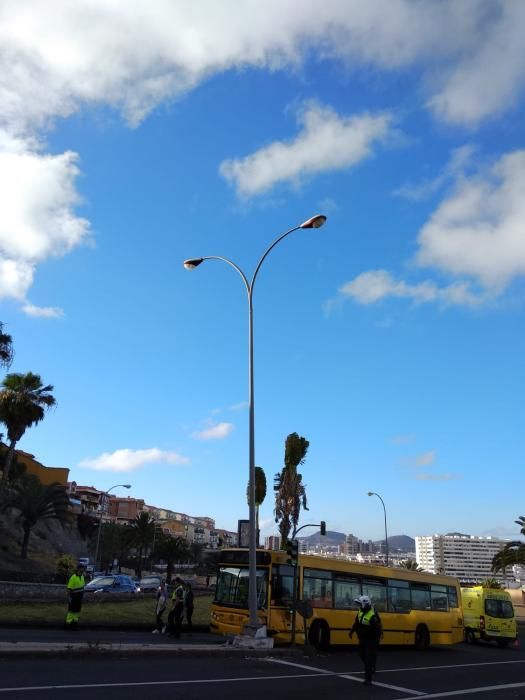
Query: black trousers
168 605 183 638
358 637 379 681
185 605 194 633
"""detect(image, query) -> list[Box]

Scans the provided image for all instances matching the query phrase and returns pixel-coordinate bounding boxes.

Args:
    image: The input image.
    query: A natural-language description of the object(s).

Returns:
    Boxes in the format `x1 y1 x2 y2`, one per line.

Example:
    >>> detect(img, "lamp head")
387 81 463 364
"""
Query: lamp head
123 484 131 489
183 258 204 270
300 214 327 229
368 491 374 497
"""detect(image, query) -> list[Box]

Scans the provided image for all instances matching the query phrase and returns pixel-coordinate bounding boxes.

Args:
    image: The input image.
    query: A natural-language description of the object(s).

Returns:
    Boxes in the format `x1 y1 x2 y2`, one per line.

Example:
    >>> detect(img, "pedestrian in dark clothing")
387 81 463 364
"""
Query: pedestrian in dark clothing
185 582 194 635
167 577 185 638
65 562 86 630
349 595 383 685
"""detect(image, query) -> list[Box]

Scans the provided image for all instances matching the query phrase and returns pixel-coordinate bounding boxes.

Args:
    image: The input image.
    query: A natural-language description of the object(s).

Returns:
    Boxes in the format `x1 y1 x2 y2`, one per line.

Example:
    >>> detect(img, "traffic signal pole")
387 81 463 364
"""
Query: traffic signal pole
289 521 326 646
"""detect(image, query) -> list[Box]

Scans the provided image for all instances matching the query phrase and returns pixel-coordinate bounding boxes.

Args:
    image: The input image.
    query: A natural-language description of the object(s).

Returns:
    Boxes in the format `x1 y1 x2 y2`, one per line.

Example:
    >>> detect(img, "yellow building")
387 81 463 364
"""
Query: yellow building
0 444 69 486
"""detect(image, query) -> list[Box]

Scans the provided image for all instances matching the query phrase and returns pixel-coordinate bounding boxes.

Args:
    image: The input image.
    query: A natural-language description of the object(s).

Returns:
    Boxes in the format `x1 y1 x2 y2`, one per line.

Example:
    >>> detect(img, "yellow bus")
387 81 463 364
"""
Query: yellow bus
210 548 464 649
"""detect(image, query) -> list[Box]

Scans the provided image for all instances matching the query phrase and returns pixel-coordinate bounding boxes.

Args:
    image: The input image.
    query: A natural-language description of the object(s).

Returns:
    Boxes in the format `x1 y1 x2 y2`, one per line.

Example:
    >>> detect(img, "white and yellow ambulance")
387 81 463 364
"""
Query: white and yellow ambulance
461 586 517 647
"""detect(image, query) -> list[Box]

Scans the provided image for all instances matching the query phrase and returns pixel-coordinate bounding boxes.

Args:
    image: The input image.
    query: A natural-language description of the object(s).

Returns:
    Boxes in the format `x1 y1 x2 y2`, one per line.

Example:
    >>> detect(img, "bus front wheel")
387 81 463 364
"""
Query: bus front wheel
415 624 430 650
308 620 330 650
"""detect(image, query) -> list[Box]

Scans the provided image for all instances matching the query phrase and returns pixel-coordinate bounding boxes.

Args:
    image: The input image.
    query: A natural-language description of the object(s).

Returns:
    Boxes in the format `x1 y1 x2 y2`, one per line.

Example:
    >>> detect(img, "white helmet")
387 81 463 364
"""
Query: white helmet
355 595 371 606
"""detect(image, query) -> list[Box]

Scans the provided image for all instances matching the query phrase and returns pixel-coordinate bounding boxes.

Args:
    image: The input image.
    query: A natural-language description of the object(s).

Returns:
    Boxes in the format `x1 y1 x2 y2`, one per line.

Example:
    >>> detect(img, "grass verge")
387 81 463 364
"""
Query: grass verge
0 595 213 627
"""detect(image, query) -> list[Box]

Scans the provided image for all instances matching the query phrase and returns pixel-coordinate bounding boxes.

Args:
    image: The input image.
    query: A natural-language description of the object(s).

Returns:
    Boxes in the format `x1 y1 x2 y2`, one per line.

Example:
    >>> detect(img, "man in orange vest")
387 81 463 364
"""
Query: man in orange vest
349 595 383 685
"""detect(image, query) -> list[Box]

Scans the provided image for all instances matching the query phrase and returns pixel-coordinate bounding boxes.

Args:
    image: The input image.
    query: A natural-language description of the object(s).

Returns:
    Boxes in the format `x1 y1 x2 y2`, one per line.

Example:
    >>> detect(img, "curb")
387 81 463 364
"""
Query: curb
0 642 304 659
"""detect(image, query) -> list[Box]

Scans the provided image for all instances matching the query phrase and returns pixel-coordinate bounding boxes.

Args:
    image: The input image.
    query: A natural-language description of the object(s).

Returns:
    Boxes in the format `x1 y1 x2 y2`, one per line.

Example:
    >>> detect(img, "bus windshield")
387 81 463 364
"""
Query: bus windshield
215 566 268 608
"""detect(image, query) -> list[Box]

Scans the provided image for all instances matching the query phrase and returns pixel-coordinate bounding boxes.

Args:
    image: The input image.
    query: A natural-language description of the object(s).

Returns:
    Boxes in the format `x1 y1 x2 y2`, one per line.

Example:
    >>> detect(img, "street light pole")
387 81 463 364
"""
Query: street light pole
94 484 131 572
184 214 326 632
368 491 389 566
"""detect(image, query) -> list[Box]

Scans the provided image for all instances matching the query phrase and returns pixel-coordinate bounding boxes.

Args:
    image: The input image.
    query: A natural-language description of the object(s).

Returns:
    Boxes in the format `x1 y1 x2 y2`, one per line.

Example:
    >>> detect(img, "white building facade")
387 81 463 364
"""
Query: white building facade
415 534 508 582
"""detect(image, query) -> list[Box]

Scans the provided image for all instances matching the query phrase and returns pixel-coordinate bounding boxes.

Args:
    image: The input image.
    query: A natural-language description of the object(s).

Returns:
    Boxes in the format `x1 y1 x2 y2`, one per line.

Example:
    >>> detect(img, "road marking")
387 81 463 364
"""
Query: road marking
377 659 525 674
0 673 332 694
396 680 525 699
268 658 424 696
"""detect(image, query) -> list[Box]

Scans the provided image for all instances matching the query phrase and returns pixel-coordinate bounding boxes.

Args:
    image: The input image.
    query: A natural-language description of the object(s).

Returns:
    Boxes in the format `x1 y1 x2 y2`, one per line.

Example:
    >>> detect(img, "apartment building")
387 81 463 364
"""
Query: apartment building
264 535 281 550
415 533 508 582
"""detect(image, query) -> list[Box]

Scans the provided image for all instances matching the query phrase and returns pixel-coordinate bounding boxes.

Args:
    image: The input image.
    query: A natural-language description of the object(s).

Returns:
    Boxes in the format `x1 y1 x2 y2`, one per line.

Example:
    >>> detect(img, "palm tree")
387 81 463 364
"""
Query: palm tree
247 466 267 546
1 473 70 558
0 323 13 368
0 372 56 481
274 432 309 547
128 512 156 577
481 578 501 589
491 515 525 574
399 560 422 571
154 534 190 583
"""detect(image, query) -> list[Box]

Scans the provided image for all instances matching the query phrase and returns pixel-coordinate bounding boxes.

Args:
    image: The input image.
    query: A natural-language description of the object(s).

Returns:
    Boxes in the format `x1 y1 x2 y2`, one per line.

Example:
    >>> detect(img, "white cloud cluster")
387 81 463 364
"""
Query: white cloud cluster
339 270 483 308
79 447 190 472
0 133 89 314
191 422 234 441
337 149 525 309
220 104 392 196
0 1 524 309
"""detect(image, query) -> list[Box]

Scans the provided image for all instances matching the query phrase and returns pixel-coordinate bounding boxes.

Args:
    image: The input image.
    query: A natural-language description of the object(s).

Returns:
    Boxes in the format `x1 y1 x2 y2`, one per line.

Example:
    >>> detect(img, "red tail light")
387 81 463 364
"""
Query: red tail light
480 615 485 631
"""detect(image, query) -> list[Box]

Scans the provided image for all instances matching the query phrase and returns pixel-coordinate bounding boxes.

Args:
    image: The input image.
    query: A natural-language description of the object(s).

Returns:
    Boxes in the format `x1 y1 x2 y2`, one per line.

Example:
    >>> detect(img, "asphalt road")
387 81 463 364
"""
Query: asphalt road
0 637 523 699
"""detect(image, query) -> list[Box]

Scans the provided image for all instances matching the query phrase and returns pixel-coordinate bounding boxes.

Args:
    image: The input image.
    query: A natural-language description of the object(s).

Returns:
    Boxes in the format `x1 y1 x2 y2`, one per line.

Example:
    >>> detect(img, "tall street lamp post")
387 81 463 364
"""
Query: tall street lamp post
94 484 131 572
368 491 389 566
184 214 326 632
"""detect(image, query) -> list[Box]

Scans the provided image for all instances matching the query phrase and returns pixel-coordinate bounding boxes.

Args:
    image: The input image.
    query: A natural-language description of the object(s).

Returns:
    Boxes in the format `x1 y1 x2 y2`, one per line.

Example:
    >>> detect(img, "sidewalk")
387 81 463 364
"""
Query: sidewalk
0 626 298 658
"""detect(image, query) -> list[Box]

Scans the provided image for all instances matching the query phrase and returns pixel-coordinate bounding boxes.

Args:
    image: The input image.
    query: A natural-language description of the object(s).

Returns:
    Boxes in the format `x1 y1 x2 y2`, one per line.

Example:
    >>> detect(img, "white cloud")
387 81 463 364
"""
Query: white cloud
338 270 484 308
394 145 475 201
79 447 190 473
415 450 436 467
335 148 525 309
191 422 234 441
390 434 416 445
220 104 392 197
229 401 248 412
21 302 64 318
416 150 525 291
1 2 524 308
0 132 89 308
1 2 523 133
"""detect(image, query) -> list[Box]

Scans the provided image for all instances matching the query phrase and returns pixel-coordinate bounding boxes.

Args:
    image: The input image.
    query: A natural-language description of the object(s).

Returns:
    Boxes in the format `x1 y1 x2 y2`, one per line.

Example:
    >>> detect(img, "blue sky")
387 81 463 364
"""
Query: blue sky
0 1 523 542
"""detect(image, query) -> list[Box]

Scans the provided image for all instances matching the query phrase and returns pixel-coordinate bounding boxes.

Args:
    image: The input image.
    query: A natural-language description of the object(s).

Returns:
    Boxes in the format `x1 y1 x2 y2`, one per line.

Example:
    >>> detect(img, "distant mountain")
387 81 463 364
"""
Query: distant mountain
379 535 415 552
297 531 415 552
298 530 346 546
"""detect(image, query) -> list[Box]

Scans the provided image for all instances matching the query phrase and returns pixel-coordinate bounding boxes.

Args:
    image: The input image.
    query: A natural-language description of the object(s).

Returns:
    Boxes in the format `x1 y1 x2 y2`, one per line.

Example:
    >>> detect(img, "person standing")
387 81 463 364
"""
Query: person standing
349 595 383 685
65 562 86 630
184 582 194 635
167 577 185 638
152 580 167 634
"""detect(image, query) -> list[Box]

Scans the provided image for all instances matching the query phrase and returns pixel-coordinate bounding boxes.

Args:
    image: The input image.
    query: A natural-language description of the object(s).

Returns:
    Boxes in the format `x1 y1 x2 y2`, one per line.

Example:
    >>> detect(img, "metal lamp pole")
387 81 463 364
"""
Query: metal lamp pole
94 484 131 572
184 214 326 632
368 491 389 566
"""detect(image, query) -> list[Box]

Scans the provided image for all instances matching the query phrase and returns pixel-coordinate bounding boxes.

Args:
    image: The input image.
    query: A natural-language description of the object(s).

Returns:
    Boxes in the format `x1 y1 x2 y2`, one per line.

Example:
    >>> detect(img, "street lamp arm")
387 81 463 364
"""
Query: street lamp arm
251 225 301 290
199 256 251 296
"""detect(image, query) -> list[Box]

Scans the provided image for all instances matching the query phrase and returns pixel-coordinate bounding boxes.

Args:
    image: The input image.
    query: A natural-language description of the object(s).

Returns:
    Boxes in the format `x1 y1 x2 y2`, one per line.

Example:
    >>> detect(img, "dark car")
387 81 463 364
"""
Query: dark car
84 574 140 594
139 575 162 592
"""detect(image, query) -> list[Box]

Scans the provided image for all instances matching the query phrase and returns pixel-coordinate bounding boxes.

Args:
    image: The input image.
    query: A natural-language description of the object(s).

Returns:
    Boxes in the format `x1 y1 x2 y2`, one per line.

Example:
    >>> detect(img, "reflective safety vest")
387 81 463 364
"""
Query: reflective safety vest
67 573 85 593
357 607 377 625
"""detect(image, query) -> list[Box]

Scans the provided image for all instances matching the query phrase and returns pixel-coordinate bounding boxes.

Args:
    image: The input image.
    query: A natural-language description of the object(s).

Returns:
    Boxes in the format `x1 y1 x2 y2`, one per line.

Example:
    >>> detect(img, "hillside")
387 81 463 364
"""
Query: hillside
298 530 415 552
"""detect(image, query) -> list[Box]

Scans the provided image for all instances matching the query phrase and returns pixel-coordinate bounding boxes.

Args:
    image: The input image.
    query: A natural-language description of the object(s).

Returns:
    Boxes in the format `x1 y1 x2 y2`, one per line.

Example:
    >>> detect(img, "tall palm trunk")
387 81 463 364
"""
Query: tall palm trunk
2 439 17 482
20 523 31 558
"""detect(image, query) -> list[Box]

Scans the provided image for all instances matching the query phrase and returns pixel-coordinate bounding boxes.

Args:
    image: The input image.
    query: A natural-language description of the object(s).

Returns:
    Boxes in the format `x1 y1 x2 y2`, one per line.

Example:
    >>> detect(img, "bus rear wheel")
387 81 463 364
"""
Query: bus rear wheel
415 624 430 650
308 620 330 651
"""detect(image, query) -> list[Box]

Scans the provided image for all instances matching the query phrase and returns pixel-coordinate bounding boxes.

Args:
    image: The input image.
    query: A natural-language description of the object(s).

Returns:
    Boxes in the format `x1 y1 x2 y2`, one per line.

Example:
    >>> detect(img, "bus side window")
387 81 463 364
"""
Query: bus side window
410 583 431 610
387 579 411 613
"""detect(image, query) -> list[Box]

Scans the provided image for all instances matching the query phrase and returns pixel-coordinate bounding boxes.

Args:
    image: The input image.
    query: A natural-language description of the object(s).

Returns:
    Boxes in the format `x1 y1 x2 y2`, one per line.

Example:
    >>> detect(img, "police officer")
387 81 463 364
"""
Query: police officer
349 595 383 685
167 577 185 638
65 562 86 630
